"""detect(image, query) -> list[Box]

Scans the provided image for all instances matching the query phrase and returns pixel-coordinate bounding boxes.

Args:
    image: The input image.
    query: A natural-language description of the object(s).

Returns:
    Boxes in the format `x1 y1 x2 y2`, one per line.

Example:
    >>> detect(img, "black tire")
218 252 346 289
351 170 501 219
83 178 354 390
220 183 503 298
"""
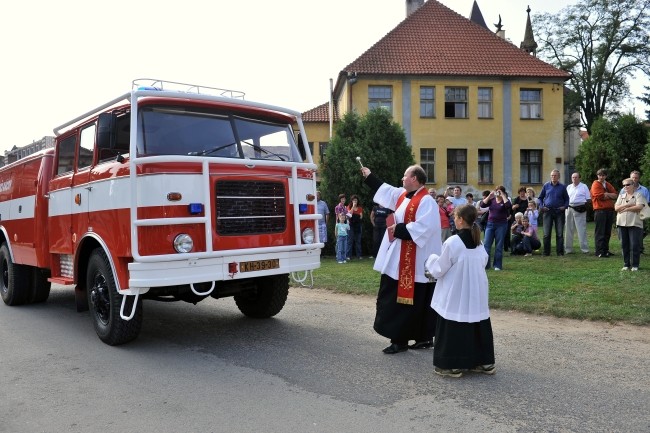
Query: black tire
87 248 142 345
234 274 289 318
0 243 31 306
29 268 51 304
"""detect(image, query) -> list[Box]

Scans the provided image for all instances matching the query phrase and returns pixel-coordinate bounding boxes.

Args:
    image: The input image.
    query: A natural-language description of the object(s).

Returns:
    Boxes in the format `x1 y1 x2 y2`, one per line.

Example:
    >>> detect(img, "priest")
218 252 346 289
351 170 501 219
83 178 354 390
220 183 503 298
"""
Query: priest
361 165 442 354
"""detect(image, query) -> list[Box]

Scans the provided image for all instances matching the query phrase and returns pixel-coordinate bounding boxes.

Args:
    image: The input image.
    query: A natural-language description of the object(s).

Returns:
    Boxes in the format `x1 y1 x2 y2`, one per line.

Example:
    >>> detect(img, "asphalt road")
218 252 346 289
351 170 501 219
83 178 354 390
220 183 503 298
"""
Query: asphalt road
1 285 648 433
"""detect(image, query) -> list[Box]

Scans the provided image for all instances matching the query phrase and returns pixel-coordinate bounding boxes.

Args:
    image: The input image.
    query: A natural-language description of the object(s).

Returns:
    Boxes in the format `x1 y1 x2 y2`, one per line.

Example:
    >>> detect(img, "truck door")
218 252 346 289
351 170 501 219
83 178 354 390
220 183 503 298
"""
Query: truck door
12 158 41 265
70 124 94 239
48 135 76 254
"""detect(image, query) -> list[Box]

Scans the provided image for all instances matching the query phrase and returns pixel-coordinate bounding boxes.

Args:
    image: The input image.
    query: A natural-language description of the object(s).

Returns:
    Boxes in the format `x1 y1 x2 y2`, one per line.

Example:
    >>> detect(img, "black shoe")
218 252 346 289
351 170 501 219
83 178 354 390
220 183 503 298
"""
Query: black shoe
382 343 408 354
598 253 609 258
605 251 615 257
409 340 434 350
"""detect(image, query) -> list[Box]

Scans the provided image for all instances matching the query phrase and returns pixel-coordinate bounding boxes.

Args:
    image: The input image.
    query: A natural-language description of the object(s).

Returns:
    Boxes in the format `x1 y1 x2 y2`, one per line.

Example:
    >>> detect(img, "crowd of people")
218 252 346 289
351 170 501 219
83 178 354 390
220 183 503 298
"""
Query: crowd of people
319 191 394 263
314 163 648 378
318 168 649 272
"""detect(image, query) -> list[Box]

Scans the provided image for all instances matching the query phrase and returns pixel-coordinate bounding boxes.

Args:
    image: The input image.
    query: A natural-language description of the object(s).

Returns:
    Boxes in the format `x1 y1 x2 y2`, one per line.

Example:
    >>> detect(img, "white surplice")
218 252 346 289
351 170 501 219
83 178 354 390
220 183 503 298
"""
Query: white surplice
425 235 490 323
373 184 442 283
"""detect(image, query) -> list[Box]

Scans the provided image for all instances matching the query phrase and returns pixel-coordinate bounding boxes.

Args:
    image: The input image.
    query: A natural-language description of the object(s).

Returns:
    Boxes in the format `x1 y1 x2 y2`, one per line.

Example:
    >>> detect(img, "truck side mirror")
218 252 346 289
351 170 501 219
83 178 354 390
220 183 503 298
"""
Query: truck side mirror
97 113 116 150
297 133 307 161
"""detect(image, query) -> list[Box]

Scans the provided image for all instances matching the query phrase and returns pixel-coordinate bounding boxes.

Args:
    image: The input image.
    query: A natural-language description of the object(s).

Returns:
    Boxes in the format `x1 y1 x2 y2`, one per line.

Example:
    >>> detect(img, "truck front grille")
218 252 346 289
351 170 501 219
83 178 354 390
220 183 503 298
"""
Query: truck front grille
215 180 286 235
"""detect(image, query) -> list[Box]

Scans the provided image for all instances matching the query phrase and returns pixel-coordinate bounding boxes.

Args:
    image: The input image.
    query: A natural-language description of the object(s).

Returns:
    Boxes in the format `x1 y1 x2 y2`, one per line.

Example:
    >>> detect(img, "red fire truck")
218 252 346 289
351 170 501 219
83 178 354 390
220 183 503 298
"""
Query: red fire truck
0 79 322 345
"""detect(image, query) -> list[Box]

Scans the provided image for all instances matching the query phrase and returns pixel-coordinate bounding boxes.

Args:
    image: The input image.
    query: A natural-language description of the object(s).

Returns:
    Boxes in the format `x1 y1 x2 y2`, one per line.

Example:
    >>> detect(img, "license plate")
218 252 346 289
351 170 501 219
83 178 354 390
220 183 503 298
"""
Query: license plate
240 259 280 272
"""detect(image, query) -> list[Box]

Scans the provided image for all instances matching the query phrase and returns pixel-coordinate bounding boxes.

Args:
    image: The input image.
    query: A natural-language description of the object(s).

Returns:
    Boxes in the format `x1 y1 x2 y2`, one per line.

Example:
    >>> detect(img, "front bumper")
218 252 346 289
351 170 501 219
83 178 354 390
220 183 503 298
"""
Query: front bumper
127 248 321 290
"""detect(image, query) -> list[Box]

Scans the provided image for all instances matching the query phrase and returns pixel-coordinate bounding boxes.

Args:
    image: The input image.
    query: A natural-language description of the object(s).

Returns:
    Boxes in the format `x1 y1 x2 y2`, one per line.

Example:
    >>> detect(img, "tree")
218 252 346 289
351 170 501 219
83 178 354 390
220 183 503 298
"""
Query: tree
535 0 650 133
319 108 414 255
575 114 649 185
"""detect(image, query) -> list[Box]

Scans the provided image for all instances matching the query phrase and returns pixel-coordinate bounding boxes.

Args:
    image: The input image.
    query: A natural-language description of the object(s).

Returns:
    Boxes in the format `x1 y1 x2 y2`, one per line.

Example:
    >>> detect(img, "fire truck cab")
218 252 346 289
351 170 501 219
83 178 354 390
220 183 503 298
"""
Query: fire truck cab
0 79 322 345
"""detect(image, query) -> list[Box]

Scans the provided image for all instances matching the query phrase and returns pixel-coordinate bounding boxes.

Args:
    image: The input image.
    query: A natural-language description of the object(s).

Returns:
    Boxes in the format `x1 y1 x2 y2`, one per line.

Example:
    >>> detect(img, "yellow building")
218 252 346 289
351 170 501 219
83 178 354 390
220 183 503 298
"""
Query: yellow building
303 0 571 196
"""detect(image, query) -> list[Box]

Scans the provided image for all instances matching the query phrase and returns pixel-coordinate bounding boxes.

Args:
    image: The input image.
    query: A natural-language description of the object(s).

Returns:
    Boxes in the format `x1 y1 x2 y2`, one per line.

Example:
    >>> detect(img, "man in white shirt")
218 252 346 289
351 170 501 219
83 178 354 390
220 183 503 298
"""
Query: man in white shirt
565 172 591 254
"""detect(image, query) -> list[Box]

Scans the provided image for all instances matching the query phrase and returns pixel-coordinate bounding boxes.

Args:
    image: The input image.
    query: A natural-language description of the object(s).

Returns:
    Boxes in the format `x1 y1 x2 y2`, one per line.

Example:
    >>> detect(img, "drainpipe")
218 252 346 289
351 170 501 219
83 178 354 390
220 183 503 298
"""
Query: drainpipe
329 78 333 139
347 72 358 114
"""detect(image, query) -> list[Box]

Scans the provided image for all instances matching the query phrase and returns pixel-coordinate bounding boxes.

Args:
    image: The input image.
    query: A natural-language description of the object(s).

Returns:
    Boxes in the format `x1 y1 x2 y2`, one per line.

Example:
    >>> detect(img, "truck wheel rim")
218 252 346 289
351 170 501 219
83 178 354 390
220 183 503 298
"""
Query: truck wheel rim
89 274 110 325
0 259 7 295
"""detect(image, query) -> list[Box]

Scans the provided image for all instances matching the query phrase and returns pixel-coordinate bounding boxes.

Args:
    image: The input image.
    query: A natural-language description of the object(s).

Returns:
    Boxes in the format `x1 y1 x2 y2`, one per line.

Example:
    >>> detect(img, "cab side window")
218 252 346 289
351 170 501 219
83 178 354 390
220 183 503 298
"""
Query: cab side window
78 124 95 169
99 114 130 163
57 136 76 175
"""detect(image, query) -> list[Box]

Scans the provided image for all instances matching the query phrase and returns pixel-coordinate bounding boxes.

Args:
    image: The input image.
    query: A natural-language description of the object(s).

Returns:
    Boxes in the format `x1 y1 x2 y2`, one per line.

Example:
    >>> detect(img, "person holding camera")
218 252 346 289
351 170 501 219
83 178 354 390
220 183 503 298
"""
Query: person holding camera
524 199 539 231
435 194 453 242
346 195 364 260
480 185 512 270
525 188 541 225
538 169 570 256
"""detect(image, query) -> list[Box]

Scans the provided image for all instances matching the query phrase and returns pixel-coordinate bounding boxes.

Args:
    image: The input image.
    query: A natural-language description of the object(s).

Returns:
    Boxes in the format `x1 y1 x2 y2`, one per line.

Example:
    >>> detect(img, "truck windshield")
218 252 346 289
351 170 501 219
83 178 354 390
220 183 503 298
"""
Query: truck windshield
137 107 300 161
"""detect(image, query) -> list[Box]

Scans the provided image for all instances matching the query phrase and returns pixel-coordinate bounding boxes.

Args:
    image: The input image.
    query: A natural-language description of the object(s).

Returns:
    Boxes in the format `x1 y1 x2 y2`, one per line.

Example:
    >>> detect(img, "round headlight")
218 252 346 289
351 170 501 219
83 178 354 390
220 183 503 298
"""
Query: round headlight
173 234 194 253
301 227 315 244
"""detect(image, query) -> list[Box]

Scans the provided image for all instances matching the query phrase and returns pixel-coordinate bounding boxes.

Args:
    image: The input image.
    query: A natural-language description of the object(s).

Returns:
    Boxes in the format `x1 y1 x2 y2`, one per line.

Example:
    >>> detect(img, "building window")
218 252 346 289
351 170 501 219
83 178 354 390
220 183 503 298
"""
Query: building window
520 150 543 183
420 86 435 118
420 148 435 183
444 87 468 118
308 141 314 157
478 87 493 118
478 149 493 183
368 86 392 113
520 89 542 119
447 149 467 183
319 142 329 163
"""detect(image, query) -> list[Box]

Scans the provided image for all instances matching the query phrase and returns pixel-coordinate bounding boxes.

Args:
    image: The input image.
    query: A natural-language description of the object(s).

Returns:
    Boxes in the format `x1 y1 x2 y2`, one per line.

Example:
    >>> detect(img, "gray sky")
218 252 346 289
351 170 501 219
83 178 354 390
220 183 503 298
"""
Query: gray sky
1 0 647 153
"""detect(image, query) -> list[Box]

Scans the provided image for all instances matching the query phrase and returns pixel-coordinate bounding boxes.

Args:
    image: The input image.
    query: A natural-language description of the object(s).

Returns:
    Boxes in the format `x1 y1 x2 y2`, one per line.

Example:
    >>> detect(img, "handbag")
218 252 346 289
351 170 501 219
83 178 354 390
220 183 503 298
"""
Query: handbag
572 204 587 213
640 204 650 220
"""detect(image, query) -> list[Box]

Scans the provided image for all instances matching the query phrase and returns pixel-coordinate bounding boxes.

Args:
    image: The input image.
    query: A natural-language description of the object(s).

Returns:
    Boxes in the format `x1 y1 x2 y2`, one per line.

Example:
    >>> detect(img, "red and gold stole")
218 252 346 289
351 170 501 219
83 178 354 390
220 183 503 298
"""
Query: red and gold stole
395 187 428 305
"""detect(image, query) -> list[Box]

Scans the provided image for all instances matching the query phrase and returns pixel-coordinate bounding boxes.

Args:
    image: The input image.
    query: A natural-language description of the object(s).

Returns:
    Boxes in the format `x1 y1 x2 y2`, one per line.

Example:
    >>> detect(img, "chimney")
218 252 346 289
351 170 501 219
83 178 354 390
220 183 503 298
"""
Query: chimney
494 14 505 39
406 0 425 17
